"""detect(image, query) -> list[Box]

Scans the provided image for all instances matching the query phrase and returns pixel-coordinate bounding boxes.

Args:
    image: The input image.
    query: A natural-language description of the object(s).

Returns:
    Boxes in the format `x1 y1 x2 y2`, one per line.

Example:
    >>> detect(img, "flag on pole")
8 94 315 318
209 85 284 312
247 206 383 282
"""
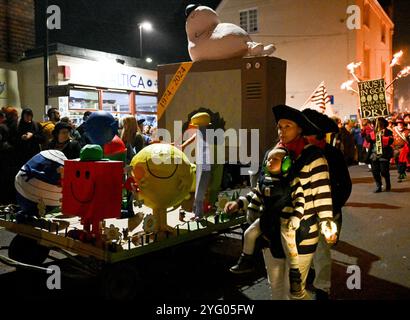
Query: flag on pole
301 81 334 117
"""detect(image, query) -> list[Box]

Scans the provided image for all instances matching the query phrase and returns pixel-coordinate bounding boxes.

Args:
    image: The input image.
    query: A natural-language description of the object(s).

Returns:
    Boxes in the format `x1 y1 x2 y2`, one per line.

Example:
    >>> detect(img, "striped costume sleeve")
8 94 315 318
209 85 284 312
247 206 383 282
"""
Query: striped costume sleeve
307 156 333 221
289 177 305 222
238 185 263 213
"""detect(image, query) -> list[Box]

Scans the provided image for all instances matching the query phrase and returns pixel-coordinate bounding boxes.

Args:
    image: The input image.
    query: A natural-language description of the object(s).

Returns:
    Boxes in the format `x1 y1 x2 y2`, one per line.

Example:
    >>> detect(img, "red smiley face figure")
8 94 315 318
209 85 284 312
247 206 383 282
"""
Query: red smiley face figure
62 145 123 240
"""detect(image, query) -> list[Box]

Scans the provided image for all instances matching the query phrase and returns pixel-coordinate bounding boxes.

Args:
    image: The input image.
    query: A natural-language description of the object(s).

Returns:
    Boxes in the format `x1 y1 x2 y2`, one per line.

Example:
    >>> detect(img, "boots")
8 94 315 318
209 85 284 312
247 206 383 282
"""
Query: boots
373 184 382 193
229 253 254 274
385 179 391 191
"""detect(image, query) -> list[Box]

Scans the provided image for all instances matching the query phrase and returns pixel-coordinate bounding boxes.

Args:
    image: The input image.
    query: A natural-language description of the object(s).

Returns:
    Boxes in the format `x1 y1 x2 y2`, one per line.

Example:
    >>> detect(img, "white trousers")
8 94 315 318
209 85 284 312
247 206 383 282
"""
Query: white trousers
243 219 261 255
263 248 314 300
312 233 332 293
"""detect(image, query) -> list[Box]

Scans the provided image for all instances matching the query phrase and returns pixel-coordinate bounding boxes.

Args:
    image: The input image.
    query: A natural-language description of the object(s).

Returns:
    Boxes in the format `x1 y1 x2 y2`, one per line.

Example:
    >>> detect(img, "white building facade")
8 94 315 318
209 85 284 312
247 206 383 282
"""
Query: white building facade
217 0 394 119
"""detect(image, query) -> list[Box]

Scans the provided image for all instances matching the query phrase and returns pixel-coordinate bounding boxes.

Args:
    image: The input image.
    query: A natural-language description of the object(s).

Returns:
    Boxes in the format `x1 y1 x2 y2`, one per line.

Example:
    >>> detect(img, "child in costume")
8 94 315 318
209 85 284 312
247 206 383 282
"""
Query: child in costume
225 146 305 297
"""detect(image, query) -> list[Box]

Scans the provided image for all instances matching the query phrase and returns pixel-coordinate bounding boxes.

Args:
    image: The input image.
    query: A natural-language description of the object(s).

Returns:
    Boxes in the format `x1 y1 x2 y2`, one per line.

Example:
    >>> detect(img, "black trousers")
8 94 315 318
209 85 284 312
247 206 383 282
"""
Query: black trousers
371 159 391 188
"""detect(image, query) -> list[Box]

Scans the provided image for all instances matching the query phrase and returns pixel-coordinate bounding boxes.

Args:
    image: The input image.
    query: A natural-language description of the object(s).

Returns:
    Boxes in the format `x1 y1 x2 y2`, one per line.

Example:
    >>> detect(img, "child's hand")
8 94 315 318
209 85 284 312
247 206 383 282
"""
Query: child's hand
287 216 300 230
224 201 238 214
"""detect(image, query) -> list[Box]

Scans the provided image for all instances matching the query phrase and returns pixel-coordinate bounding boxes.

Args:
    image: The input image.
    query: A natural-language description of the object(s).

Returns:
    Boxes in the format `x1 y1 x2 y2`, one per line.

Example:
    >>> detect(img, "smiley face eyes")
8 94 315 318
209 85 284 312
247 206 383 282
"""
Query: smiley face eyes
75 170 91 179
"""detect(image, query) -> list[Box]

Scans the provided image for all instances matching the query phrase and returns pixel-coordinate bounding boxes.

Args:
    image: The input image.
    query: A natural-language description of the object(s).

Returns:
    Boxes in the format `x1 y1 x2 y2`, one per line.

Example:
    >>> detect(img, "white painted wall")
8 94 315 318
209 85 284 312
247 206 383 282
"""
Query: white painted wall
0 62 22 112
217 0 393 119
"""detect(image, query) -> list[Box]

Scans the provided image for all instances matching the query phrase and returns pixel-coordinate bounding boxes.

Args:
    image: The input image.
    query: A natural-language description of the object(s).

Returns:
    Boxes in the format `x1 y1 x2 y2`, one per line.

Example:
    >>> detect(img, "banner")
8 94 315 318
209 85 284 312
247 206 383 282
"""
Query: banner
358 78 389 119
157 62 193 120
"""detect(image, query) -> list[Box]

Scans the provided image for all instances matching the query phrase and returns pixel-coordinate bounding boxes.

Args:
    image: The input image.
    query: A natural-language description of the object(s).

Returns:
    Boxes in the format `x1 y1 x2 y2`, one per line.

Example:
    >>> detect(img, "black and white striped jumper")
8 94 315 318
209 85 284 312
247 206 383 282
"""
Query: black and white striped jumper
288 144 333 255
238 169 305 259
242 144 333 257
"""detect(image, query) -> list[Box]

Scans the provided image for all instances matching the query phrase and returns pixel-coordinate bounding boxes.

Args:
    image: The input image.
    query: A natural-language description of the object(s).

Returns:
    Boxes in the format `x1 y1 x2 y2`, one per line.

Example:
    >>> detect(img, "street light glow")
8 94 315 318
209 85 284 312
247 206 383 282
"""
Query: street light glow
140 21 153 31
146 57 153 63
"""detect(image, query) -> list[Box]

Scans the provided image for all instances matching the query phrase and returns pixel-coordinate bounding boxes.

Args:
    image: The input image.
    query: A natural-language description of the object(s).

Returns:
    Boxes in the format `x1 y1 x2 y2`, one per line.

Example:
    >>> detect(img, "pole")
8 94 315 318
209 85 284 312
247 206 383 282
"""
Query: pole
139 25 142 58
385 76 398 90
43 0 49 107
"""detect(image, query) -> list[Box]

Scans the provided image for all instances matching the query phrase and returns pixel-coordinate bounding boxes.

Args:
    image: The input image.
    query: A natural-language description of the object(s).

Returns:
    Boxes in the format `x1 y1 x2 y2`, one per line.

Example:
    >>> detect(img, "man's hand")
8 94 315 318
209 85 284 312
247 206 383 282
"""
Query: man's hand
320 220 338 244
25 132 33 140
224 201 239 214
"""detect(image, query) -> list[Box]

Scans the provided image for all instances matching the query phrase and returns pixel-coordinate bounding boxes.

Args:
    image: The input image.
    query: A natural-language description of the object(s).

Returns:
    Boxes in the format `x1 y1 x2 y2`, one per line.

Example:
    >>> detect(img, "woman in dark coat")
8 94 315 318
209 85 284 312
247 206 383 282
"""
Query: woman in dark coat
47 122 81 159
0 124 17 204
15 108 45 165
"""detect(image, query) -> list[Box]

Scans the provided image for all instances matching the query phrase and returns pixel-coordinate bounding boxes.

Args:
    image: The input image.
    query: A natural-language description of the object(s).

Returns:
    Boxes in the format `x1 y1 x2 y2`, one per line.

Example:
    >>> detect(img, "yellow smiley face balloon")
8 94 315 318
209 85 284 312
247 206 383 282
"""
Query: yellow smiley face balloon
130 143 195 210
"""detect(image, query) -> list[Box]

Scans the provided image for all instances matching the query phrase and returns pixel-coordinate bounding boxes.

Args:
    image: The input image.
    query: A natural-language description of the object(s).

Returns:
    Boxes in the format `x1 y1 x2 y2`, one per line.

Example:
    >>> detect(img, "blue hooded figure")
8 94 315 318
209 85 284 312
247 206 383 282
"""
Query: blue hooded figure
84 111 118 146
15 150 67 222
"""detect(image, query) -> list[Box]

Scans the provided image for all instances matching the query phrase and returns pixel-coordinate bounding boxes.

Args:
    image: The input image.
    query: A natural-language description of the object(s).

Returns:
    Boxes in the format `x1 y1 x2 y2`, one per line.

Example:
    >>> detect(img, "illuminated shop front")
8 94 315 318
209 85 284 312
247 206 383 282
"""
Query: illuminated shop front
19 44 158 126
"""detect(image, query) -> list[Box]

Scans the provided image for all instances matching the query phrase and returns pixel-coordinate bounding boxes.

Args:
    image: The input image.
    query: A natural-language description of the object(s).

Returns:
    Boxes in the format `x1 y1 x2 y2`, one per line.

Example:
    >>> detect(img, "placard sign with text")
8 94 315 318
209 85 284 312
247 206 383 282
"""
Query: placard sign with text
358 79 389 119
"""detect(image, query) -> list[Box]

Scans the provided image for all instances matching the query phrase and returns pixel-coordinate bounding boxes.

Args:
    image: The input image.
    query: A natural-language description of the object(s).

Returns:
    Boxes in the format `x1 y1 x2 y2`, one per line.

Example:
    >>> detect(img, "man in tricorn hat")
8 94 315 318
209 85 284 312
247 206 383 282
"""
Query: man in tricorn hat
302 108 352 300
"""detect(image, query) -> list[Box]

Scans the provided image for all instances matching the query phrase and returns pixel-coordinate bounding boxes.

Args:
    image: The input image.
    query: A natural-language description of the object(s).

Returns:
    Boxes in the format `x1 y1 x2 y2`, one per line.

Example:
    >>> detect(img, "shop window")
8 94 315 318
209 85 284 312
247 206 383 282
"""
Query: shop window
69 89 99 110
363 47 370 79
102 91 131 114
135 94 157 127
381 25 386 43
363 3 370 27
239 8 258 33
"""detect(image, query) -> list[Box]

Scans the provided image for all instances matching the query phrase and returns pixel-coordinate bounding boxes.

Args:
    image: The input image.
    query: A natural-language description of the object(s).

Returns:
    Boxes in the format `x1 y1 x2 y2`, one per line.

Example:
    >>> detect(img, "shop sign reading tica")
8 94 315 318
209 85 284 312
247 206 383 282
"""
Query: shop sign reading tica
116 72 157 90
67 62 158 93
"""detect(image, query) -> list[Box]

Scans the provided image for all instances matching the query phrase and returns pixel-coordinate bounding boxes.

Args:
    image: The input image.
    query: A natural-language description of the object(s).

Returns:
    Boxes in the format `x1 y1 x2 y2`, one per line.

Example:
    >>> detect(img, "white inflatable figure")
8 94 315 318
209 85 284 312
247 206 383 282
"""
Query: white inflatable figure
185 4 276 62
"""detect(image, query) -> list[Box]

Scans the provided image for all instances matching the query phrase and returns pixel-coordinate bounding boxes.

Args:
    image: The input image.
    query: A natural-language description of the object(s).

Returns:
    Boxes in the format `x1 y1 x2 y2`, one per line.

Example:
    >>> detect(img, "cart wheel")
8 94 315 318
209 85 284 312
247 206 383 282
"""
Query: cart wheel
101 262 141 300
8 235 50 265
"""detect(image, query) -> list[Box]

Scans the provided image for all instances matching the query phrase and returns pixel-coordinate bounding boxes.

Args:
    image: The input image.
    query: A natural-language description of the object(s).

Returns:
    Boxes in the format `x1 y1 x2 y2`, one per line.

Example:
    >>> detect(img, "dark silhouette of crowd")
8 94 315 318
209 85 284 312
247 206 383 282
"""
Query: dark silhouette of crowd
0 106 156 205
328 112 410 192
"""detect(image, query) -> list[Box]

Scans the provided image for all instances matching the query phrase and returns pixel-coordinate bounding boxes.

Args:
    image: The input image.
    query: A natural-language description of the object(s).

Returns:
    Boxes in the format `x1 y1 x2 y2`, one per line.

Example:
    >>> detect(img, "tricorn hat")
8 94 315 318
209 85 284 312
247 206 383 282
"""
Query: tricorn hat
302 108 339 134
272 105 320 136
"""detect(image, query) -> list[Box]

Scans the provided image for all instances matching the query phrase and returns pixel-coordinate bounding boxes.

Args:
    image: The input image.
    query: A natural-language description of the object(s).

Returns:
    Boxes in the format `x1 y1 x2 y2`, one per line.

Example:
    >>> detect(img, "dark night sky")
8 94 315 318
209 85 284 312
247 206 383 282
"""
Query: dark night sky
35 0 410 63
34 0 410 104
35 0 222 64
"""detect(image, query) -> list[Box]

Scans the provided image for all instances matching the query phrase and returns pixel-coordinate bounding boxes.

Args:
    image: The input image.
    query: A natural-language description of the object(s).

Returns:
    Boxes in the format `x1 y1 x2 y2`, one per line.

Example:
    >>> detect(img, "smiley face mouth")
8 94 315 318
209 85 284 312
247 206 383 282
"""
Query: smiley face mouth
145 160 178 179
70 182 96 204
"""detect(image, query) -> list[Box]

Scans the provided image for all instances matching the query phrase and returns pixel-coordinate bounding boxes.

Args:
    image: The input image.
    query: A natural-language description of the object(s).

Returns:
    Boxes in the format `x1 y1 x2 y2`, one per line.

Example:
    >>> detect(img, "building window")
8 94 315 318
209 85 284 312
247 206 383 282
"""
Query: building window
381 25 386 43
363 3 370 27
363 47 370 79
102 91 131 114
239 8 258 33
135 94 157 127
69 89 99 110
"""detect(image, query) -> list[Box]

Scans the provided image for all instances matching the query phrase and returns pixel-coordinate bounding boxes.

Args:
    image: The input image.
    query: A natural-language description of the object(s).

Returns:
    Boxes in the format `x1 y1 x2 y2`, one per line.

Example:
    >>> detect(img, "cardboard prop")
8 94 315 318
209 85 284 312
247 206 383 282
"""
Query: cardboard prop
130 143 195 236
62 145 123 239
15 150 67 220
84 111 118 146
185 4 275 62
